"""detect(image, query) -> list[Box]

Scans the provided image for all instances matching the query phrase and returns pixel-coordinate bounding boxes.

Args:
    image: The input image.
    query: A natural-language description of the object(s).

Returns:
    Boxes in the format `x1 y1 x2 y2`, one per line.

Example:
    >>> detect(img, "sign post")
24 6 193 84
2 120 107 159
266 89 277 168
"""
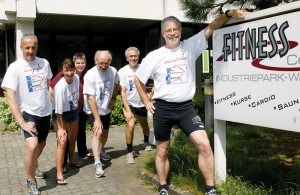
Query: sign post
213 2 300 181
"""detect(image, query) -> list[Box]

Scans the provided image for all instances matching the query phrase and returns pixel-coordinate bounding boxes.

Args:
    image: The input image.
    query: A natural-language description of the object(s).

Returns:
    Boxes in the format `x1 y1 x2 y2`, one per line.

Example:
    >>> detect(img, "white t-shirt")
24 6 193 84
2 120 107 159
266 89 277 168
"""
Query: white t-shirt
83 66 119 115
54 74 79 114
118 64 144 108
1 57 53 117
136 30 208 103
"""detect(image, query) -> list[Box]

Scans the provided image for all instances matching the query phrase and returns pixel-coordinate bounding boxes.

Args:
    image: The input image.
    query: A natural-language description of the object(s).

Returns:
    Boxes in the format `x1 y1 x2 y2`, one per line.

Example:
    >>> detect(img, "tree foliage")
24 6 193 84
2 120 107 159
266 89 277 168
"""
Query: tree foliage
179 0 298 22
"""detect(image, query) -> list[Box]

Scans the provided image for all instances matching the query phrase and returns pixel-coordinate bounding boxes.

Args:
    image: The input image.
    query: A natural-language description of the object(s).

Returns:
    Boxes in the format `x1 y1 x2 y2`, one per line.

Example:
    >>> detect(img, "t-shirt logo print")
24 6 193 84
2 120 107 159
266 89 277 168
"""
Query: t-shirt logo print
26 74 46 92
192 116 202 125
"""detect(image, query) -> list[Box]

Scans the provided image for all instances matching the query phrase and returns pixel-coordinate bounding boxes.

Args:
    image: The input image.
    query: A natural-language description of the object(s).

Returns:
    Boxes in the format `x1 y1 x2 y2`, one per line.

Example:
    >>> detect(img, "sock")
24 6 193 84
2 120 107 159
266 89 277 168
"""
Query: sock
127 144 133 153
158 184 169 192
144 135 149 143
205 185 216 192
94 161 101 165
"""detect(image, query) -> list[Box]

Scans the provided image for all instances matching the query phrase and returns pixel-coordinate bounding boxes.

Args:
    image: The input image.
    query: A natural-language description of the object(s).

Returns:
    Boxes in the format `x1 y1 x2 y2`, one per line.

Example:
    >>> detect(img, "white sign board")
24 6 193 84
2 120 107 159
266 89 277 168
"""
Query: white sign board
213 11 300 133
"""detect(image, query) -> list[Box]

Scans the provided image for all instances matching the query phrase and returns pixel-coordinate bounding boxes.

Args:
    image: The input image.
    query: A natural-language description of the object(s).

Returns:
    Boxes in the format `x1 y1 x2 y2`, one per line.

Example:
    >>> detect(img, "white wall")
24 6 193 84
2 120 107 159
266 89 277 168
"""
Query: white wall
35 0 189 21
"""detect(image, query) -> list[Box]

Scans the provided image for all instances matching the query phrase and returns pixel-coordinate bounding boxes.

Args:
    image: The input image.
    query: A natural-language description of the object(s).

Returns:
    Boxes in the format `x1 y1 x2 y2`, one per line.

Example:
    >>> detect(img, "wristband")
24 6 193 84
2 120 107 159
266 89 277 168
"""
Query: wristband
225 10 232 18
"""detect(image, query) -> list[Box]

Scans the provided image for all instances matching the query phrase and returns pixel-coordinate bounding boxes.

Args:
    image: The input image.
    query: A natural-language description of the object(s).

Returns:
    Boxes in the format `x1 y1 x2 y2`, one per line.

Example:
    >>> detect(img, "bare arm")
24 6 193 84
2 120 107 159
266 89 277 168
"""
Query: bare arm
134 76 155 114
49 87 54 102
87 94 103 136
120 85 134 122
108 82 120 109
204 9 249 40
5 88 37 136
56 113 66 143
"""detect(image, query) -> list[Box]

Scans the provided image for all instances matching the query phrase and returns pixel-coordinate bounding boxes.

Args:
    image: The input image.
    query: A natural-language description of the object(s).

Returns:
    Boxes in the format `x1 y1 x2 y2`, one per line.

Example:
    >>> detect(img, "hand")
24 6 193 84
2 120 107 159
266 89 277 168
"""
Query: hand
146 100 156 114
20 121 38 137
230 9 249 20
125 111 133 122
93 119 103 136
57 128 67 143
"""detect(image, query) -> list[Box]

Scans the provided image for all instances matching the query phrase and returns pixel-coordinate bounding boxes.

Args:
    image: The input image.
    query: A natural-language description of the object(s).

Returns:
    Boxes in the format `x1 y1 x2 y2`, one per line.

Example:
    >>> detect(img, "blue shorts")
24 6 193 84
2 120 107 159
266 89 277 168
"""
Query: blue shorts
21 111 51 143
52 110 79 123
153 99 205 141
87 113 111 130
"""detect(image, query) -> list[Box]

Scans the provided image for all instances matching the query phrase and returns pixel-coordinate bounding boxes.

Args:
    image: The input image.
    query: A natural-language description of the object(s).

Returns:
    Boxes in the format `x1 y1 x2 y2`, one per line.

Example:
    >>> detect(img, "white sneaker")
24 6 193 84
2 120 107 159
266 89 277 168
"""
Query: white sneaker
94 163 105 178
144 142 152 151
100 149 112 161
126 152 135 164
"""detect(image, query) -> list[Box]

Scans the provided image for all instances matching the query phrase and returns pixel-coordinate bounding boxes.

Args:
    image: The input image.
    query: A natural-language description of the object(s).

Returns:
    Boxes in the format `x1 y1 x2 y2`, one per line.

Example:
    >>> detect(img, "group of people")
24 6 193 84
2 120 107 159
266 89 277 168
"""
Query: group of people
1 9 247 195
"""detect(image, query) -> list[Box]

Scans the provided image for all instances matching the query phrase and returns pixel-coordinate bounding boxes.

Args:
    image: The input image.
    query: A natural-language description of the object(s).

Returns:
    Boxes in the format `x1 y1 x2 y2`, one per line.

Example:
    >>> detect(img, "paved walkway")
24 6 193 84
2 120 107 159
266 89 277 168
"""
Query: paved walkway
0 125 157 195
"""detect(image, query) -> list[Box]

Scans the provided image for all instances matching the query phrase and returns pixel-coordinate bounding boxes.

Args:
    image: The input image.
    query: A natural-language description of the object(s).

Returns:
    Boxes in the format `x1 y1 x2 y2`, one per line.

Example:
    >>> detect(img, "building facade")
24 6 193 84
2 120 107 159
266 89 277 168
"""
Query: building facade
0 0 206 95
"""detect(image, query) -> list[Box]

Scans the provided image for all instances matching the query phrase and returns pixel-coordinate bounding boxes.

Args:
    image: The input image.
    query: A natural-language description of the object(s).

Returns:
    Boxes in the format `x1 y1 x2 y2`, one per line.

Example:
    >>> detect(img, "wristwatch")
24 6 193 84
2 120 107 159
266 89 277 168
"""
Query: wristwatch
225 10 232 18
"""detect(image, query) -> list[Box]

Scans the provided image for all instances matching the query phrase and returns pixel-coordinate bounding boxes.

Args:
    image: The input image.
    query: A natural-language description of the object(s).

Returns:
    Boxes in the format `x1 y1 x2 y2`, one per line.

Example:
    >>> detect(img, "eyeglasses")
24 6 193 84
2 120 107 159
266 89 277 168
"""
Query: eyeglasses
97 62 110 66
163 28 180 34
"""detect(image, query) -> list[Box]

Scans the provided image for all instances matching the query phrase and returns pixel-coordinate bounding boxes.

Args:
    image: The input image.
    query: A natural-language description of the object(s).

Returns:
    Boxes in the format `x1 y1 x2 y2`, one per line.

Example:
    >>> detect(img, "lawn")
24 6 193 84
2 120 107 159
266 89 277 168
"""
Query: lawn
141 123 300 194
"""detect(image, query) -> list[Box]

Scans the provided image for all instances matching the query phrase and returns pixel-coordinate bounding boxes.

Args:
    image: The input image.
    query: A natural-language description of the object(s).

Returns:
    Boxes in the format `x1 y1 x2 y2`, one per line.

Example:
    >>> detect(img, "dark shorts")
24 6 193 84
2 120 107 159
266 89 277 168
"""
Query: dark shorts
87 113 111 130
52 110 79 123
129 105 147 117
153 99 205 141
21 111 51 143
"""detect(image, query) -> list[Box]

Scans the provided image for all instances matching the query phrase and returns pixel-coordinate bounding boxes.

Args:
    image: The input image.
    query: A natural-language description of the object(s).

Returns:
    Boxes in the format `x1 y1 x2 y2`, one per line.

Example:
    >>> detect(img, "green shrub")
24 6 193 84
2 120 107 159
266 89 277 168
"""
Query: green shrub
192 92 205 121
0 97 19 132
110 95 125 126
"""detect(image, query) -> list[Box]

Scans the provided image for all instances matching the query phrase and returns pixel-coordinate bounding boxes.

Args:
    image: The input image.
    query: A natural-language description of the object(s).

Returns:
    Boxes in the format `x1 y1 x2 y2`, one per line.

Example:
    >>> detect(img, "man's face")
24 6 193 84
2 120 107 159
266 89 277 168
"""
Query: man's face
74 58 86 75
161 20 182 49
20 38 38 62
126 50 139 68
96 53 111 72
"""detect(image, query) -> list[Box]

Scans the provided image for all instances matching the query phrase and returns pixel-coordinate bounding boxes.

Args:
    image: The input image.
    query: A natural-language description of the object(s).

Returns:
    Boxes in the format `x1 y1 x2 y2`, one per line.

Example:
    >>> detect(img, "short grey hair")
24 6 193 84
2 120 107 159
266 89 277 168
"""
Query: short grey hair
94 50 112 63
21 34 38 43
125 47 140 58
161 16 182 31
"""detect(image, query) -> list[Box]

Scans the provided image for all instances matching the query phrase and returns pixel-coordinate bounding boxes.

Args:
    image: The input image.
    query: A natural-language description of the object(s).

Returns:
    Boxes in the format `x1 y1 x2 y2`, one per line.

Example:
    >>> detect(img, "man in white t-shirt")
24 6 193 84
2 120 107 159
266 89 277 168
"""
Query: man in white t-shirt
83 50 119 177
118 47 152 164
1 34 52 195
134 10 248 195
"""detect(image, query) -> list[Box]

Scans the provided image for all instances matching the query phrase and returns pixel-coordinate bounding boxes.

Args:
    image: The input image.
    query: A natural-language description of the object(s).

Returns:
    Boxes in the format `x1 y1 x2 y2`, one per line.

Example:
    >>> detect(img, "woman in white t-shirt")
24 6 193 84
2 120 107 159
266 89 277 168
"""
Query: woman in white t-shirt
53 58 80 185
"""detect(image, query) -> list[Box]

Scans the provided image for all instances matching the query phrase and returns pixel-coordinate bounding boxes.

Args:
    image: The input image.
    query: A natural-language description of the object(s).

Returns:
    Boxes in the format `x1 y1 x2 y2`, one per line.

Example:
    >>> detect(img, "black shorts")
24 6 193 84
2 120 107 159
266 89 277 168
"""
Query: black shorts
52 110 79 123
153 99 205 141
87 113 111 130
21 111 51 143
129 105 147 117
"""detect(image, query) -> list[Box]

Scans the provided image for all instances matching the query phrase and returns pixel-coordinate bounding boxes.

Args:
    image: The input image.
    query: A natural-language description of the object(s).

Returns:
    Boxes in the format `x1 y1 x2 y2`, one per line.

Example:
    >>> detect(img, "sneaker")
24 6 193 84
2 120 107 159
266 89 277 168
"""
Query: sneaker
126 152 135 164
205 188 218 195
158 188 168 195
94 163 105 178
144 142 152 151
100 149 112 161
27 180 40 195
35 167 46 179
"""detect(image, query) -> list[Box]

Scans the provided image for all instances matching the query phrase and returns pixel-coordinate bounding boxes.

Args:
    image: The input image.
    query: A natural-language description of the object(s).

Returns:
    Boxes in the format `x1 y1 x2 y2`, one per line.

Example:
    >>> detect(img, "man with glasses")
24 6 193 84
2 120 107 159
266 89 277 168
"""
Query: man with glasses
134 10 248 195
83 50 119 177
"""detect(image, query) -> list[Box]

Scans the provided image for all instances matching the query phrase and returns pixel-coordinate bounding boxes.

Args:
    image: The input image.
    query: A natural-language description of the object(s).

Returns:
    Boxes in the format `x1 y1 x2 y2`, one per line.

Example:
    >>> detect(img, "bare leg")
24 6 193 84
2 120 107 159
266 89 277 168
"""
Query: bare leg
66 122 79 164
101 129 109 150
24 137 39 181
189 130 215 186
92 130 102 163
126 118 135 145
56 130 67 179
155 140 170 185
139 116 150 137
